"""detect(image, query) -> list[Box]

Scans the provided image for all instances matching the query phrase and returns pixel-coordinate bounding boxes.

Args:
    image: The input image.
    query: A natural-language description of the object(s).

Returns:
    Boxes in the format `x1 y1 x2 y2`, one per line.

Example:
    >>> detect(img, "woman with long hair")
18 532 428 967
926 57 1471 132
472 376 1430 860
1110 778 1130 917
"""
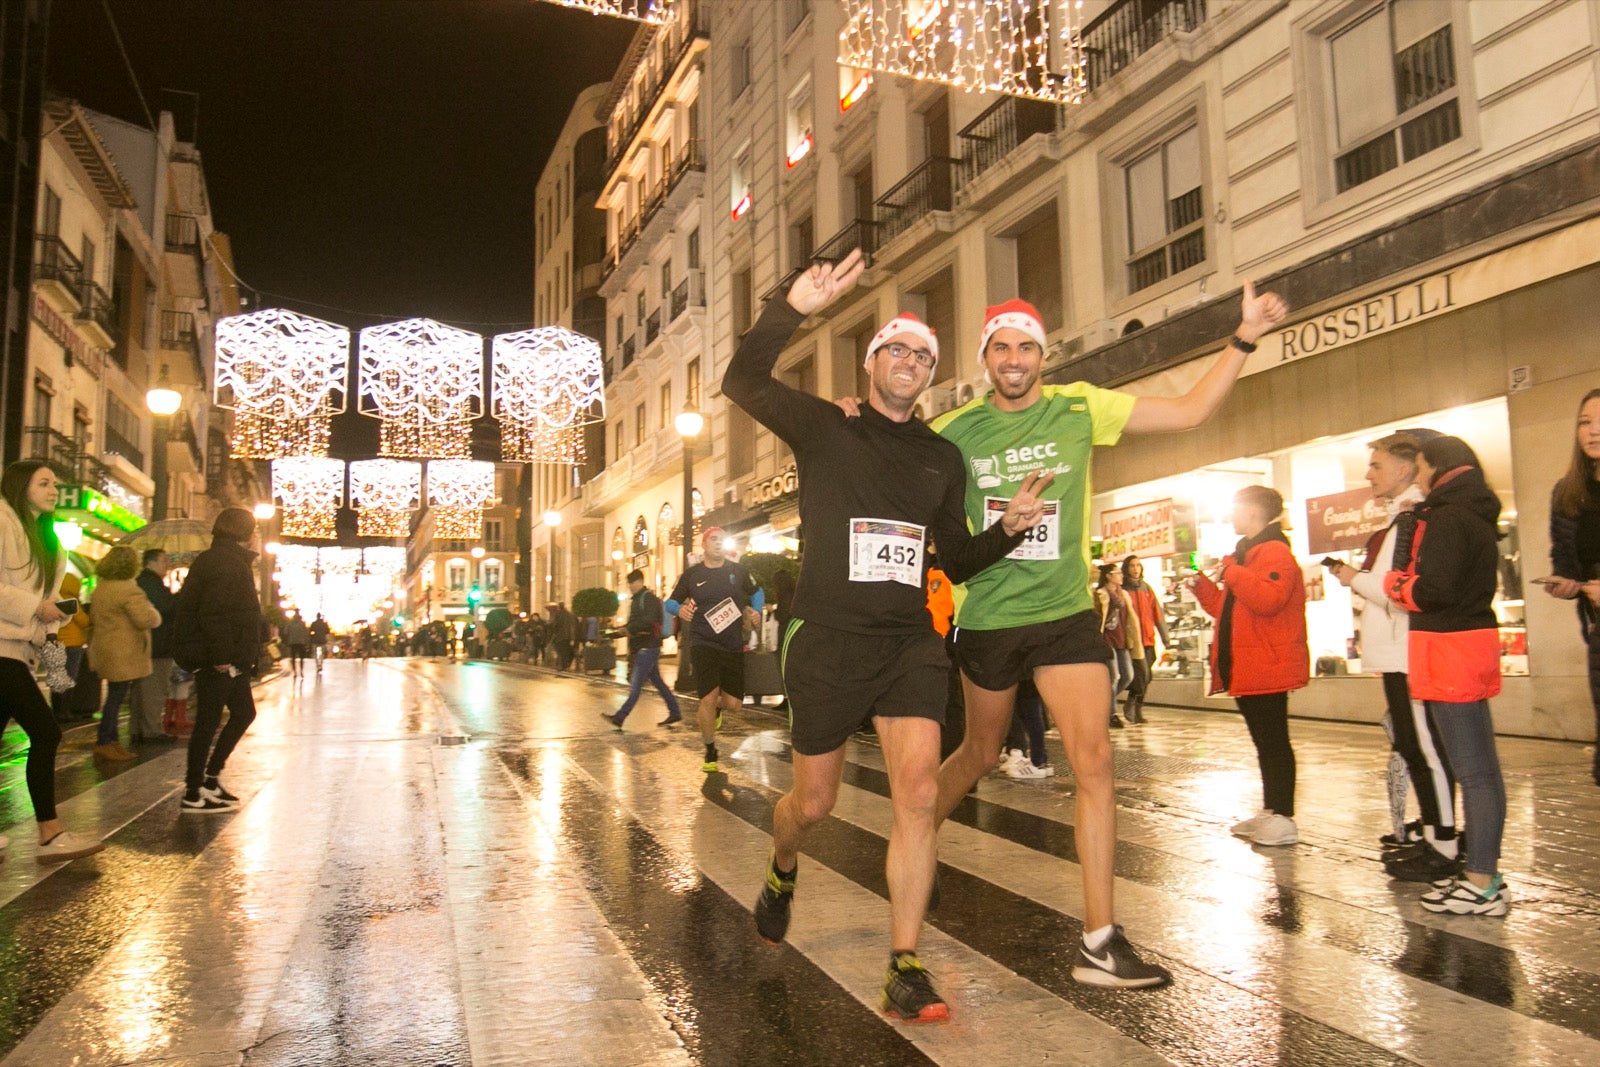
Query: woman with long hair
1189 485 1309 847
1385 435 1510 914
1094 563 1138 729
86 544 162 761
0 460 106 862
1121 555 1169 724
1544 387 1600 786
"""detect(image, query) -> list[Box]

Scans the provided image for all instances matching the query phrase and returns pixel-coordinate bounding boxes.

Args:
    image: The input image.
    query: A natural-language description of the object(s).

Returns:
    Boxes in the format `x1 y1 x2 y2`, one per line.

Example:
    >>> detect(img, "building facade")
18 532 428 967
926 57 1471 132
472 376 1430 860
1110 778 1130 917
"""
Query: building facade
405 463 523 628
532 78 633 610
555 0 1598 741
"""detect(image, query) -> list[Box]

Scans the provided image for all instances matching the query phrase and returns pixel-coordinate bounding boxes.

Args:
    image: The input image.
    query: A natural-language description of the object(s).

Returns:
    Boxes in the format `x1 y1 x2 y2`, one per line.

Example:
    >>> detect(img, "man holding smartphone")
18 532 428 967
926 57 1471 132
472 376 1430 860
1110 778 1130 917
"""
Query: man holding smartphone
1329 431 1460 881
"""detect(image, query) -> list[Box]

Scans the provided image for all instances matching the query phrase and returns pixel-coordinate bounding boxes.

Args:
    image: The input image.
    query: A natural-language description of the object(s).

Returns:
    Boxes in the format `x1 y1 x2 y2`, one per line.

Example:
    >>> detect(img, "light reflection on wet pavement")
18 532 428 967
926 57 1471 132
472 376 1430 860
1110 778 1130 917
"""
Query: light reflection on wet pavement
1 657 1597 1065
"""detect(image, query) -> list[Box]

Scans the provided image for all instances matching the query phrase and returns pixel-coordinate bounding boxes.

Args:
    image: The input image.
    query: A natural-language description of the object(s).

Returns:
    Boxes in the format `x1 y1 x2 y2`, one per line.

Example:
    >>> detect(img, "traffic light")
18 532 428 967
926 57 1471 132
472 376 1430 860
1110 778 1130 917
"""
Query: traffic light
467 584 482 613
393 615 404 629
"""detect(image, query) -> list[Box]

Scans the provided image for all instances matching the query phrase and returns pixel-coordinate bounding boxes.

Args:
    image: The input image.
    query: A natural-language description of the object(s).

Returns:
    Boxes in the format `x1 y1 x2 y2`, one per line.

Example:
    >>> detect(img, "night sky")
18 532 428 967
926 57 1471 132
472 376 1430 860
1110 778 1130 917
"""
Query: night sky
47 0 637 534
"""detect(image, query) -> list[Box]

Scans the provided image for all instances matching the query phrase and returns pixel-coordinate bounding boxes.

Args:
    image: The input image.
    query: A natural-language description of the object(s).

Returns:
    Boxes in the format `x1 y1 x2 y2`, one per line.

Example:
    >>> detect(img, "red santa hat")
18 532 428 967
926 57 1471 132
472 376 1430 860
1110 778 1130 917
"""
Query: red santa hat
701 525 726 547
979 299 1048 354
864 313 939 368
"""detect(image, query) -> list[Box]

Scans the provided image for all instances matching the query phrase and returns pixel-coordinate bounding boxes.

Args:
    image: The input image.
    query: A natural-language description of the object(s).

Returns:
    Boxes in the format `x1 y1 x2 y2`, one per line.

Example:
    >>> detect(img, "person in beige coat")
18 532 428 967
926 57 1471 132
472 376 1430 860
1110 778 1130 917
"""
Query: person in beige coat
87 545 162 760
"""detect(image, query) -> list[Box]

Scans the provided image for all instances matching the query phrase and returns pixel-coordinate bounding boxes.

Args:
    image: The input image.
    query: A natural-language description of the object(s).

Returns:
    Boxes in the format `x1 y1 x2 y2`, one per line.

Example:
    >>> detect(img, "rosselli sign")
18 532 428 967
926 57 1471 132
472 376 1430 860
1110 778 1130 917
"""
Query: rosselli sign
1100 498 1177 559
1304 487 1390 555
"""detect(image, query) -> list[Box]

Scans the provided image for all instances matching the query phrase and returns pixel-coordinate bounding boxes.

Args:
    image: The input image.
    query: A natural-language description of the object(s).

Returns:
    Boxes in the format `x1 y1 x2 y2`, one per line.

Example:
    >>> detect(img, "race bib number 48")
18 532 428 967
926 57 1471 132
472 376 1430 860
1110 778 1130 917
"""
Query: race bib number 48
848 518 926 587
984 497 1060 560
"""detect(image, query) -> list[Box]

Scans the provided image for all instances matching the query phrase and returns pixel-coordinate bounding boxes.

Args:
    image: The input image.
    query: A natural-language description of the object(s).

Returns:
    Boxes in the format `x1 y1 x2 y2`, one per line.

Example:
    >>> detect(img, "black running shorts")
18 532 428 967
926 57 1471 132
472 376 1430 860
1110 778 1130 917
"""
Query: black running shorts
953 610 1111 691
780 619 948 756
690 644 745 700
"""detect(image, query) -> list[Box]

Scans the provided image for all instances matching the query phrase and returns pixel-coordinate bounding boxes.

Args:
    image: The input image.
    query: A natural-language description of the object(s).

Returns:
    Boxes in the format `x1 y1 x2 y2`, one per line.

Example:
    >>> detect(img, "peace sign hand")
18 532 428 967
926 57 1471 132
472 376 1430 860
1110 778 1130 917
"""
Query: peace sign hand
999 469 1056 535
787 249 867 317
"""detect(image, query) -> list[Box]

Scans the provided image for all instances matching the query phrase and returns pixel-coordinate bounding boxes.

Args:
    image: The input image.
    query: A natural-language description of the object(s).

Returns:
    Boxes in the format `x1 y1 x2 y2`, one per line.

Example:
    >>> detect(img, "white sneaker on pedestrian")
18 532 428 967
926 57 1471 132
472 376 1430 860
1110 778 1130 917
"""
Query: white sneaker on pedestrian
1251 813 1299 846
35 830 105 864
1005 759 1054 780
1231 810 1271 837
995 748 1026 775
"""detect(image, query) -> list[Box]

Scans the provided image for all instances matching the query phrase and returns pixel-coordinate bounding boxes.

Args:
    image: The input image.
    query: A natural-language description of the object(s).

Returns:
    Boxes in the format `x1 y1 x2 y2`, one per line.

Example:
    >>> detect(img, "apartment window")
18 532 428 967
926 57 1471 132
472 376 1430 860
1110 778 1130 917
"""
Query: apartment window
659 381 672 428
786 81 815 168
847 160 874 223
447 561 468 591
687 228 701 269
1009 202 1063 332
32 376 52 429
839 65 873 112
482 559 504 593
790 213 815 272
616 421 626 459
1330 1 1461 194
39 185 61 235
616 314 625 347
660 259 672 301
484 518 504 551
728 405 755 479
732 267 753 339
80 238 97 286
1124 124 1205 294
906 268 957 386
636 290 646 323
785 0 810 34
635 403 646 448
104 393 144 467
73 404 91 448
921 95 950 162
731 39 751 99
686 359 701 409
731 141 752 220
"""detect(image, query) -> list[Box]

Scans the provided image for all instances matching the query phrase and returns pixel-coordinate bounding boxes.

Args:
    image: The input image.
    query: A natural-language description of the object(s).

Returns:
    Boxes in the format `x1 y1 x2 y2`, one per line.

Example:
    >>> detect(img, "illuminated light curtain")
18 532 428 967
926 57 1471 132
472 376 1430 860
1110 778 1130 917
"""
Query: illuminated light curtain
271 456 346 540
491 327 605 463
348 460 422 538
427 459 496 540
535 0 676 23
838 0 1089 105
214 308 349 459
358 318 484 459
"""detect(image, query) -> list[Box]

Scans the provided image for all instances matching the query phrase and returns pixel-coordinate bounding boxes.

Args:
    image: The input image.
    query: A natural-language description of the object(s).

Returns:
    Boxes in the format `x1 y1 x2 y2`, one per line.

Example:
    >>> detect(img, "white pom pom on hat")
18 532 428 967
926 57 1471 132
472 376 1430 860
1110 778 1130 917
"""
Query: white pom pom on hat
864 313 939 368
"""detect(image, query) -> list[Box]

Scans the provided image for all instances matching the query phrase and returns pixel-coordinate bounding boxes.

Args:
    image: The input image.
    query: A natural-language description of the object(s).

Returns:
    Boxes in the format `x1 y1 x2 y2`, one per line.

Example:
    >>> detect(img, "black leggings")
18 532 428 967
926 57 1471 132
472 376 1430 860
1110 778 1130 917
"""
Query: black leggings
1588 633 1600 782
0 656 63 822
1382 671 1455 828
187 669 258 791
1236 692 1296 817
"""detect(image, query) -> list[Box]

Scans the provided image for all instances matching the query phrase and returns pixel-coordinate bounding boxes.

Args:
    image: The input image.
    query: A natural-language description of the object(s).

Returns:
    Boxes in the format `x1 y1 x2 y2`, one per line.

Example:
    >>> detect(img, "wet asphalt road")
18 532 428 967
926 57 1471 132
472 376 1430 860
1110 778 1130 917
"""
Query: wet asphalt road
1 656 1598 1065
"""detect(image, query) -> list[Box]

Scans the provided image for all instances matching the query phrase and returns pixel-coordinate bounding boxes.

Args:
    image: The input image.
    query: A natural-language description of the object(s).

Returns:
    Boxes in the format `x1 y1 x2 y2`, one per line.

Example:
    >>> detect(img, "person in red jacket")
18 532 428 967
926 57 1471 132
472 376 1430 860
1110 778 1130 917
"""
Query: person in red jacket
1188 485 1309 846
1384 435 1510 916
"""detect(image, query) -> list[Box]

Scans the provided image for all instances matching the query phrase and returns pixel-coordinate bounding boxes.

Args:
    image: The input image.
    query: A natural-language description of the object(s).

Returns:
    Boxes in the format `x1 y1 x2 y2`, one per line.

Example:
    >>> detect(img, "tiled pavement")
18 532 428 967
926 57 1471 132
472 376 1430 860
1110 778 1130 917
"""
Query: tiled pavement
1 658 1597 1065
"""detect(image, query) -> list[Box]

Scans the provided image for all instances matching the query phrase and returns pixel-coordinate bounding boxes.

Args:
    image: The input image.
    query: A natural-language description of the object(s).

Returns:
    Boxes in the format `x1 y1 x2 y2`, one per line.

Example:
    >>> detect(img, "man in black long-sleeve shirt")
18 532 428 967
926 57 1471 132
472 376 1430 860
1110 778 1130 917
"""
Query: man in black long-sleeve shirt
723 249 1051 1022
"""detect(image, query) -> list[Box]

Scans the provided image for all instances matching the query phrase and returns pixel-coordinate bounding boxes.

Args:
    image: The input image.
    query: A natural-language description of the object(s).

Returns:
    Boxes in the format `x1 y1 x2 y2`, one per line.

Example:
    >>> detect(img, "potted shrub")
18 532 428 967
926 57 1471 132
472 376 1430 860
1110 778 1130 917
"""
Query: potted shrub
571 586 620 673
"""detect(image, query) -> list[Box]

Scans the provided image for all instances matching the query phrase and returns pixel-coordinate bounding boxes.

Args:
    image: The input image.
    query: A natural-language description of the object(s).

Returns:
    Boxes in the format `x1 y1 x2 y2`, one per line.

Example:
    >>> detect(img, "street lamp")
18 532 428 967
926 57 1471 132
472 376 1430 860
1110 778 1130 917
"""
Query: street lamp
674 406 703 693
145 365 181 521
254 502 280 611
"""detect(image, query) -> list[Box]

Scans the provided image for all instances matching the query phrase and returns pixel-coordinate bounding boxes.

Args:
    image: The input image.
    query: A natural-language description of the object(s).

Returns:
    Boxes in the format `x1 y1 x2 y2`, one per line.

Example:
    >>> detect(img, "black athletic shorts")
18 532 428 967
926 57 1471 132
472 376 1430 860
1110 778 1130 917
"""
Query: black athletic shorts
953 609 1111 691
690 644 745 700
780 619 948 756
288 644 309 660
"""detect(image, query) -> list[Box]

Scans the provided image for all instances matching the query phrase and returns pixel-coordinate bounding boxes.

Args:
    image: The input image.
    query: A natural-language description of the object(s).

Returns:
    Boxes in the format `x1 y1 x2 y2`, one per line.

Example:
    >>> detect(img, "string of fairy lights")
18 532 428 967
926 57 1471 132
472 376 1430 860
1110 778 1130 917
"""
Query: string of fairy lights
214 307 604 541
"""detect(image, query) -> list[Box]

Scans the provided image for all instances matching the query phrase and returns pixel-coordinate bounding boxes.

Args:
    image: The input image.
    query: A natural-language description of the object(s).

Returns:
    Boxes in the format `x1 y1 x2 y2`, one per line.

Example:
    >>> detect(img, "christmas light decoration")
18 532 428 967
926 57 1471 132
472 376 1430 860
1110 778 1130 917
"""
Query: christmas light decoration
348 460 422 538
491 327 605 463
358 318 484 459
838 0 1088 106
426 460 496 540
536 0 676 23
271 456 345 540
273 545 407 631
215 308 349 459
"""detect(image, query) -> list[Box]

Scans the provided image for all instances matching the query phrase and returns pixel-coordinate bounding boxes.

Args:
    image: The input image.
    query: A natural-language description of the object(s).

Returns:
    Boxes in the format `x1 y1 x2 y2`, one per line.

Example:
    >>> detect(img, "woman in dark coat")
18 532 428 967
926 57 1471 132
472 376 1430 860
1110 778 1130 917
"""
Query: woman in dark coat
1190 485 1309 847
1544 387 1600 786
1384 436 1509 915
170 507 264 813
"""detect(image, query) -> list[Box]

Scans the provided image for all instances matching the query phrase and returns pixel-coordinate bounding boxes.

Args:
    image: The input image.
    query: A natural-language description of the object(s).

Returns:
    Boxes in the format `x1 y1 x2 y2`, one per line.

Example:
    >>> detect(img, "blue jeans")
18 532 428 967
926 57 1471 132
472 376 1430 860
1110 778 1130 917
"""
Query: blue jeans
615 647 680 723
1109 647 1133 716
98 679 133 745
1426 699 1505 876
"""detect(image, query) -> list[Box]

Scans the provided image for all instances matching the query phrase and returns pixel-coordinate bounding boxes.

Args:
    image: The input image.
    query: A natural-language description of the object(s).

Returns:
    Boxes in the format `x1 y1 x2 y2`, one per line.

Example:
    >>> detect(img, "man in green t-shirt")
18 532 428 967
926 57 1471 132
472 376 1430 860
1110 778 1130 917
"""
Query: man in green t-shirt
930 284 1288 989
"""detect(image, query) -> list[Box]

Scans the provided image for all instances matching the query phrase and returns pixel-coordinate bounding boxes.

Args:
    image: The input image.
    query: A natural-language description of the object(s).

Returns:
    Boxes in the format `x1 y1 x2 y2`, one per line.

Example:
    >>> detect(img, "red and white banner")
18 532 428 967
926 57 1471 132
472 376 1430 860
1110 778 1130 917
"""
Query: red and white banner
1100 498 1176 559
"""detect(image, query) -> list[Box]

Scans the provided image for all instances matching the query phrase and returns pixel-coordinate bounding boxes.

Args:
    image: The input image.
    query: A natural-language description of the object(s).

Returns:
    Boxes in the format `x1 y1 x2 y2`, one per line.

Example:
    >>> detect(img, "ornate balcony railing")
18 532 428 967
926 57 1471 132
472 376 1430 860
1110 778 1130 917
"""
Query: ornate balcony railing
875 157 959 247
33 234 82 295
813 218 878 268
957 95 1060 187
1082 0 1208 91
76 280 118 344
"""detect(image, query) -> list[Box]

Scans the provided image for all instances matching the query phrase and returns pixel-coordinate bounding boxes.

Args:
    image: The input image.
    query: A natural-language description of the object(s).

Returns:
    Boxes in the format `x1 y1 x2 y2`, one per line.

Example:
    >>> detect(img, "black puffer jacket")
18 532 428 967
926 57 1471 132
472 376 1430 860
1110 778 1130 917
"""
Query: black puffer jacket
170 537 263 672
1549 482 1600 640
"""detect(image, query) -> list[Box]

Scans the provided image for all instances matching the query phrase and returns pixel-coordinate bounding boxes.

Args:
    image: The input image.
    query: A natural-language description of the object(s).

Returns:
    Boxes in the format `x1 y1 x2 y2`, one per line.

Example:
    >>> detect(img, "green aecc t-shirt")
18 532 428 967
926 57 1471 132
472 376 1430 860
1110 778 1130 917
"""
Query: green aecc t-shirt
930 383 1136 630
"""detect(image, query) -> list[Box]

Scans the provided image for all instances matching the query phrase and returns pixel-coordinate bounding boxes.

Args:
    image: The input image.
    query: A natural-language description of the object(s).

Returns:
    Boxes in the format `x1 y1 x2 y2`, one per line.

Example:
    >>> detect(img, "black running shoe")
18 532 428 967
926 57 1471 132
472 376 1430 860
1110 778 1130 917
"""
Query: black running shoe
754 857 796 945
881 953 949 1023
1071 926 1171 988
182 792 237 814
1384 842 1463 883
702 744 718 774
657 714 682 727
202 780 240 804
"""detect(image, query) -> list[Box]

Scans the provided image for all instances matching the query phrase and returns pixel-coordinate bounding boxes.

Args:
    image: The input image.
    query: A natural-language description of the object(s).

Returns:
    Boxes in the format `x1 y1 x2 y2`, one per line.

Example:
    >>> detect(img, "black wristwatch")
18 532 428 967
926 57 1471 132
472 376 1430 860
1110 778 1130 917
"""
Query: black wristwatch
1230 334 1257 353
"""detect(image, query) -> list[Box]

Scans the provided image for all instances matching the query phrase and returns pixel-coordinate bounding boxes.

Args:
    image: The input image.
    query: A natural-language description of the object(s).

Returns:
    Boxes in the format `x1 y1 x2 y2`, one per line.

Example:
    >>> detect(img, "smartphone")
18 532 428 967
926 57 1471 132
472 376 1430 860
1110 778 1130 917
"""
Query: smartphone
1320 557 1342 570
54 598 79 615
1531 577 1562 587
